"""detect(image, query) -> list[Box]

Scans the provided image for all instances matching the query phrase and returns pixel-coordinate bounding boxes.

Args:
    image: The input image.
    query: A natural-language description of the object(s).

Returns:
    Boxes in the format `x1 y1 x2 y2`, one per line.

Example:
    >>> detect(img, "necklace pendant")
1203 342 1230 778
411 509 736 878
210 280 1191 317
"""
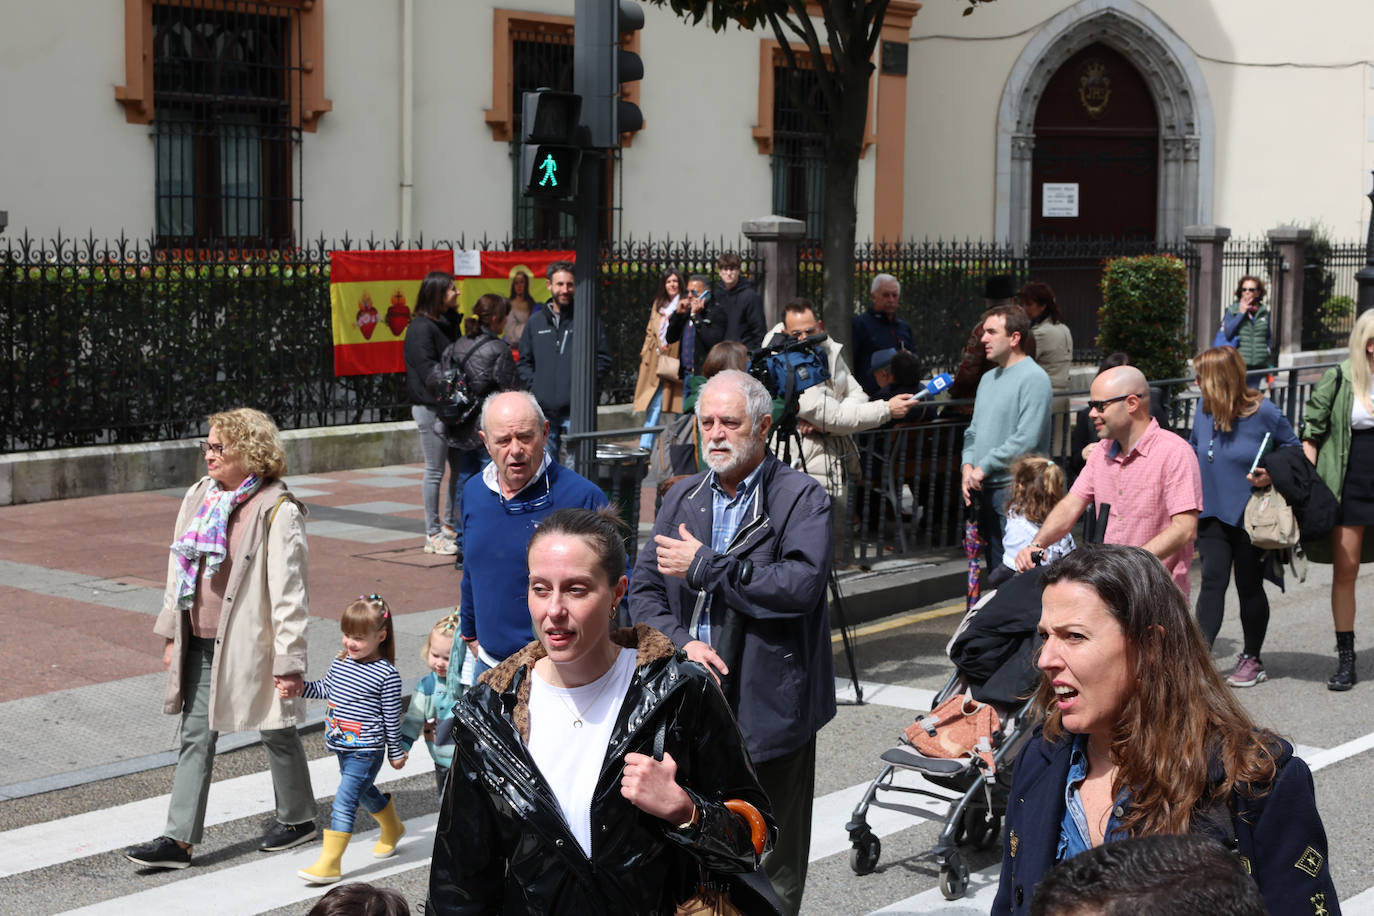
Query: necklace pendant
572 718 583 728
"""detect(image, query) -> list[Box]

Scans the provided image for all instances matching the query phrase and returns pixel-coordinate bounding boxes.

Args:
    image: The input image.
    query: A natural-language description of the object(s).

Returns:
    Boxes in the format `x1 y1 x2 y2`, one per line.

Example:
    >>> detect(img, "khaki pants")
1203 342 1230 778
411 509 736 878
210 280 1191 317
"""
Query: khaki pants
163 636 315 844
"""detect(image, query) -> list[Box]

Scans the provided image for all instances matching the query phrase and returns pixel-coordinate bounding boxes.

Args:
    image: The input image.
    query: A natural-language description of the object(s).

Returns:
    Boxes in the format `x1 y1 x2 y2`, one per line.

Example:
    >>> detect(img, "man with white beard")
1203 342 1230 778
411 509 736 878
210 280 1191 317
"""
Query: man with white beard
628 370 834 916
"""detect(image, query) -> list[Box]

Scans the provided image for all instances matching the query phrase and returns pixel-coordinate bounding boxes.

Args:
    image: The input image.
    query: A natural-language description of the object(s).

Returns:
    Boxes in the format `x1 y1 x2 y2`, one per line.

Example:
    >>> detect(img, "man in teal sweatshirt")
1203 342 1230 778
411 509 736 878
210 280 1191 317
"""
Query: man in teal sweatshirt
961 304 1053 567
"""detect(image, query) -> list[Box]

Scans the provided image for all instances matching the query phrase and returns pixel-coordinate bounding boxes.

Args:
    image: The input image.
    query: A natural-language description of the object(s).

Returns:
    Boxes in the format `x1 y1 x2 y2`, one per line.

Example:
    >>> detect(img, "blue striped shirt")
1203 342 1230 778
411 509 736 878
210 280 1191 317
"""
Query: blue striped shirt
303 656 405 760
696 463 763 644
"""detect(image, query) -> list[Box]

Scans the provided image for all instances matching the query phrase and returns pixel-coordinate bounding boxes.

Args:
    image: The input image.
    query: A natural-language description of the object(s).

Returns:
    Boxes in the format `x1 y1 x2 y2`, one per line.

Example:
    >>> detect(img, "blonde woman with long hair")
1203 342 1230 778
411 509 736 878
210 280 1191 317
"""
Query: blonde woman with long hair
1301 309 1374 690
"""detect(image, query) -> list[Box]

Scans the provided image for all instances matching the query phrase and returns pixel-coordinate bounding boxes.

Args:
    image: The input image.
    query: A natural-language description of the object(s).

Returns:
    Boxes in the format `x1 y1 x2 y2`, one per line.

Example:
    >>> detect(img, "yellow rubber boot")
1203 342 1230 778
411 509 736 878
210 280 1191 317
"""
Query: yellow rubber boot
372 795 406 858
297 830 350 884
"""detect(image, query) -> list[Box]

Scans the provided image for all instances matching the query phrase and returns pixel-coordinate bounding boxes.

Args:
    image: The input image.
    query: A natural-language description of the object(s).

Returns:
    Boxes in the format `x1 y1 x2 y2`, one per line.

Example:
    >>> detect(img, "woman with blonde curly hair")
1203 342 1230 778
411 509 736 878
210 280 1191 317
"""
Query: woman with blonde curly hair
125 407 317 870
993 544 1336 916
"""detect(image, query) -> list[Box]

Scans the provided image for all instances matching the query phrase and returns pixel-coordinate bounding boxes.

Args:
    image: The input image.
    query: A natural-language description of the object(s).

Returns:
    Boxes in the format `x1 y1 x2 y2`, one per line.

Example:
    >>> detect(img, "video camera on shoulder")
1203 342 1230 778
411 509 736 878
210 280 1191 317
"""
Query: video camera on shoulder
747 333 831 401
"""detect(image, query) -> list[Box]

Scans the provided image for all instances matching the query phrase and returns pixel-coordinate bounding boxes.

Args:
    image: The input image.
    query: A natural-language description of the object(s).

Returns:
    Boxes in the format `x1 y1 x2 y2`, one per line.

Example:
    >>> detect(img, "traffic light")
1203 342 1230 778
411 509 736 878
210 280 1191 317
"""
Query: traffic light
519 90 582 199
575 0 644 149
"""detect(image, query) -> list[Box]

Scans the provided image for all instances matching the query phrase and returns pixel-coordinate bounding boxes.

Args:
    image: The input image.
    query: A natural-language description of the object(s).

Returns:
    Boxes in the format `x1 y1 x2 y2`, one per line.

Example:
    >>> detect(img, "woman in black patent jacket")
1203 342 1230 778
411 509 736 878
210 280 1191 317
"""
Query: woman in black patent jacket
427 508 775 916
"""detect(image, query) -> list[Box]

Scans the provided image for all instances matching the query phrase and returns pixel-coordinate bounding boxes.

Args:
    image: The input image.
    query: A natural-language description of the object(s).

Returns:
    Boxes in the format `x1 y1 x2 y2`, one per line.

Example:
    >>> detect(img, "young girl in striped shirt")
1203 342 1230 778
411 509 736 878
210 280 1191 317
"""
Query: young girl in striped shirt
287 594 408 885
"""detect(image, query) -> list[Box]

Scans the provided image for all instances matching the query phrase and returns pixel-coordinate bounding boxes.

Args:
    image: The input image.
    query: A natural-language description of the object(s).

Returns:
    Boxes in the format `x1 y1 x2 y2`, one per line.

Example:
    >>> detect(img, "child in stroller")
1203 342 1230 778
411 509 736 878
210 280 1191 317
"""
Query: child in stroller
845 567 1045 900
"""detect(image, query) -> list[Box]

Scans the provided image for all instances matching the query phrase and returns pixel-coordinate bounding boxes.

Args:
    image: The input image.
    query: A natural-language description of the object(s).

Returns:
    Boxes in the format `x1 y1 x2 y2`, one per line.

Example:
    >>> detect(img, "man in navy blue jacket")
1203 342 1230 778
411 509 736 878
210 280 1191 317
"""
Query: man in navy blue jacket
629 370 834 916
516 260 612 460
852 273 914 397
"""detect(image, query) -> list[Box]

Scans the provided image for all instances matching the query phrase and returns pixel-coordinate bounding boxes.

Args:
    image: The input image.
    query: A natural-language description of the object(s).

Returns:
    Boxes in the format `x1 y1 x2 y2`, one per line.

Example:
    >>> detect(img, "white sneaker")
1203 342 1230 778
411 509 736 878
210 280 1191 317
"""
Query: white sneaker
424 534 458 556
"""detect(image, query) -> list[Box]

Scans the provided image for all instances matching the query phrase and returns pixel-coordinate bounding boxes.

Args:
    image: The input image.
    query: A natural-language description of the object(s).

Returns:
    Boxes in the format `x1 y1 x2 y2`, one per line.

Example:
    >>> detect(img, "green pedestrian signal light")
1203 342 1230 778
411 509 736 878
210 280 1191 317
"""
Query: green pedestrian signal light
520 90 582 199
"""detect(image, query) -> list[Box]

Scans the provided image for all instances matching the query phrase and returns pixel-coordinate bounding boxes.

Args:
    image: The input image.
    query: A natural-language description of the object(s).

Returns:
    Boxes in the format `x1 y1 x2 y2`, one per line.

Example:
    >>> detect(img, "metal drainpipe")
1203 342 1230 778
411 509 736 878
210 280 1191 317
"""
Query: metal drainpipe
400 0 414 244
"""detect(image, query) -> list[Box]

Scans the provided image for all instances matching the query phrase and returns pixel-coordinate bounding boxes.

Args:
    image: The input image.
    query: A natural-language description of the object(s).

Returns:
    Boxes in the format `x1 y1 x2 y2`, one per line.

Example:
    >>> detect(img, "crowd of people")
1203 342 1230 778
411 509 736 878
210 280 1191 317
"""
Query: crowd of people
119 264 1374 914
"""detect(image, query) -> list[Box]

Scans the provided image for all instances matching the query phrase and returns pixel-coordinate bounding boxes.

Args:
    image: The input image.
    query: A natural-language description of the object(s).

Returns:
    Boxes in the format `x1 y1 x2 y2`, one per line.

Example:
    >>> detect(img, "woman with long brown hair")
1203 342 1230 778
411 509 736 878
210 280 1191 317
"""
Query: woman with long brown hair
632 269 686 449
1188 346 1299 687
993 544 1336 916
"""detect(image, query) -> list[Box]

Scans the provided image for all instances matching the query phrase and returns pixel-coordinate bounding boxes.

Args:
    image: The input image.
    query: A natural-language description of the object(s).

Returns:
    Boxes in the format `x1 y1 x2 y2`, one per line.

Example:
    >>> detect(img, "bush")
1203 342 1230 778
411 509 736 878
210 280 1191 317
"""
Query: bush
1321 294 1355 332
1098 255 1190 380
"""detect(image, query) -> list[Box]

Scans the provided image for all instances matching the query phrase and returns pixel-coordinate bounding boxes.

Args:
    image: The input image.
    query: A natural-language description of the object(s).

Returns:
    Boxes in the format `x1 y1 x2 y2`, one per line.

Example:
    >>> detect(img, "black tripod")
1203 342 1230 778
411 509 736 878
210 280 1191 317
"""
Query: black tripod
771 389 865 706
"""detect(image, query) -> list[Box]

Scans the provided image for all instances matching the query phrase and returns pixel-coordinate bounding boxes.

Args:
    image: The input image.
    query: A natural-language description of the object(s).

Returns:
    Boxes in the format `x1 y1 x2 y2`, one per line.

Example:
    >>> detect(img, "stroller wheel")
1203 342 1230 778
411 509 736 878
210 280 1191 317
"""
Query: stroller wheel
968 811 1002 851
939 857 970 900
849 832 881 876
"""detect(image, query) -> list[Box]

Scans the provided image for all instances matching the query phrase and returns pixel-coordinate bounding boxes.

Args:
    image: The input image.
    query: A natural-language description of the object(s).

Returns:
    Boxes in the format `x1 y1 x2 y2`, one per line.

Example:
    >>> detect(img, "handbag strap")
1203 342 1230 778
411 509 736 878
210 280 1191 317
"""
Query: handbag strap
654 719 765 856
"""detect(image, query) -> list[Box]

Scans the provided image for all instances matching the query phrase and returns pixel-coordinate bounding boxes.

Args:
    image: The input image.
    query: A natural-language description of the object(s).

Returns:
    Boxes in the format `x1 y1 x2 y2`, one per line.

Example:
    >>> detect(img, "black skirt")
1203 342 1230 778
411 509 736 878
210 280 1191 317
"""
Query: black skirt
1340 427 1374 525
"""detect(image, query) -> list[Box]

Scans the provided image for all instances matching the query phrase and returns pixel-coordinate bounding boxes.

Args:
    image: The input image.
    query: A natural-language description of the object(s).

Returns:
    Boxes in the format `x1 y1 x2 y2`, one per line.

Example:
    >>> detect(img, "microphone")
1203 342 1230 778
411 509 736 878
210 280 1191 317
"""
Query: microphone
911 372 954 401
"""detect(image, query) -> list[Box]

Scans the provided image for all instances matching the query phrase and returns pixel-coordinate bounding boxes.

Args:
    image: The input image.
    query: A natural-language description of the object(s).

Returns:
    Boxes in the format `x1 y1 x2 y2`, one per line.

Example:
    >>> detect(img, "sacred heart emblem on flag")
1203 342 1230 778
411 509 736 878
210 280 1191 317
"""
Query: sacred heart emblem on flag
355 292 379 340
386 290 412 337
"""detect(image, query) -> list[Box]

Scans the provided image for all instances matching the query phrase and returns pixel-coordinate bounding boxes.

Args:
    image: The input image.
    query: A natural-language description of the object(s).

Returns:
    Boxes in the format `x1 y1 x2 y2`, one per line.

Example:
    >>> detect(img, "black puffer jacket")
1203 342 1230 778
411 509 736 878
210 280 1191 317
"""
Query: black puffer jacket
433 329 518 450
427 624 775 916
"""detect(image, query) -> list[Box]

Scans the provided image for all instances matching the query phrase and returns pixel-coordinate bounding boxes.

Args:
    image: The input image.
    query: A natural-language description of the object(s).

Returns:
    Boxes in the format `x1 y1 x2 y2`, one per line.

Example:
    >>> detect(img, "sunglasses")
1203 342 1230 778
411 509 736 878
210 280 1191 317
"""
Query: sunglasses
1087 394 1132 413
199 440 227 456
1241 286 1259 293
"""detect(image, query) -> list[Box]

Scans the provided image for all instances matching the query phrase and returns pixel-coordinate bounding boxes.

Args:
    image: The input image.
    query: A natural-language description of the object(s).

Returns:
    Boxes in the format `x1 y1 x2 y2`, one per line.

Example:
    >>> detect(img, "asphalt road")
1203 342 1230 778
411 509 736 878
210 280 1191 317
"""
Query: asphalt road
4 562 1373 915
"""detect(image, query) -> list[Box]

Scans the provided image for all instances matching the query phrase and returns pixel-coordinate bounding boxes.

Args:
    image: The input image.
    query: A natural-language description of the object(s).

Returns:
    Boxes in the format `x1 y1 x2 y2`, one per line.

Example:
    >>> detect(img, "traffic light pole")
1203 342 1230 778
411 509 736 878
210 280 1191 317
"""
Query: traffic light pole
569 150 601 479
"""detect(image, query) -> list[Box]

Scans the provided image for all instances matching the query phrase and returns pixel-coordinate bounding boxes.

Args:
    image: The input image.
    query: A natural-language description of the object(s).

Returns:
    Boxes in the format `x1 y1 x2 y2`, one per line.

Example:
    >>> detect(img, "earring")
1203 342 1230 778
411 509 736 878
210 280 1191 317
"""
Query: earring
609 605 618 620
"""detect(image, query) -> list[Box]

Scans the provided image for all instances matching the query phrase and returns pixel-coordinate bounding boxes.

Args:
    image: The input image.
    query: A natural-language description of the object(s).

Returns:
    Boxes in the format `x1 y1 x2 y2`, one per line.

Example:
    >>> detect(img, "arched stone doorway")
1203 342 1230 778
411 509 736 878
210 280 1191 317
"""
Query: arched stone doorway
995 0 1213 247
1031 43 1158 241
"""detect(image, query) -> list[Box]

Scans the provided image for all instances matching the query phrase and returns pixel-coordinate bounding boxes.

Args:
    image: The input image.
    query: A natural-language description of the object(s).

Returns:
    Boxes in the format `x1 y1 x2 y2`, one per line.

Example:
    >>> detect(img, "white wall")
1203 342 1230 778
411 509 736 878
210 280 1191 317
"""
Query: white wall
0 1 154 240
902 0 1374 242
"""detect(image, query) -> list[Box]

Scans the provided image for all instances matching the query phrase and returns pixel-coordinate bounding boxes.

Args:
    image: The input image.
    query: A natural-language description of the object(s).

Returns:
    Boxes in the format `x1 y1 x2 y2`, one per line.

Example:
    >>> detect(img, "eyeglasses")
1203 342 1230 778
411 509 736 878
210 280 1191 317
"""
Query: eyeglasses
199 440 226 456
1086 394 1132 413
497 475 553 515
1241 286 1259 292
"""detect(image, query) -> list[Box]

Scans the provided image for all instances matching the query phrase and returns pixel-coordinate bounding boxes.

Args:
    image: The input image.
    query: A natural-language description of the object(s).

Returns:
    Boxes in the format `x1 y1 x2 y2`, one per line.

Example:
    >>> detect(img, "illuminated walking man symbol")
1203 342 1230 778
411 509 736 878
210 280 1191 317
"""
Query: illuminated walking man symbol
538 153 559 188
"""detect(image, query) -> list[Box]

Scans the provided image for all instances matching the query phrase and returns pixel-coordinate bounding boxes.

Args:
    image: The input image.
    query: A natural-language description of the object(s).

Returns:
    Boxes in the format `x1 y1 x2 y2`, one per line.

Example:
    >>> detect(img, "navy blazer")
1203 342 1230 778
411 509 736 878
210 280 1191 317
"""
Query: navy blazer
627 453 835 764
994 727 1341 915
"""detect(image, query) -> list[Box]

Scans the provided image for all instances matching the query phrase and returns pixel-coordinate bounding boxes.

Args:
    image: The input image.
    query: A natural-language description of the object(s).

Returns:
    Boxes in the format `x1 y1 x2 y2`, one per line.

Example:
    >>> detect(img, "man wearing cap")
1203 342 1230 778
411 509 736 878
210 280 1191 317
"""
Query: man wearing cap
852 274 914 397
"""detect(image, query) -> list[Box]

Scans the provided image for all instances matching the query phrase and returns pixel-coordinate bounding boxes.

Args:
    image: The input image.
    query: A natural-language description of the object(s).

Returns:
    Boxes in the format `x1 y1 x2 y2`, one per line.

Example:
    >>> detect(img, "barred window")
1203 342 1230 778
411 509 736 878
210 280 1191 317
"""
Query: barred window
152 1 302 247
771 58 828 243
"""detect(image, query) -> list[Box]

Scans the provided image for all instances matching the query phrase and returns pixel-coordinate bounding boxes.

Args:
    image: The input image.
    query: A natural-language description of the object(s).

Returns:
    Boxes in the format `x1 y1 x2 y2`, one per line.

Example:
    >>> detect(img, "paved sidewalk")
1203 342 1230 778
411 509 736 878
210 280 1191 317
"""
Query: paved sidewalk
0 463 477 797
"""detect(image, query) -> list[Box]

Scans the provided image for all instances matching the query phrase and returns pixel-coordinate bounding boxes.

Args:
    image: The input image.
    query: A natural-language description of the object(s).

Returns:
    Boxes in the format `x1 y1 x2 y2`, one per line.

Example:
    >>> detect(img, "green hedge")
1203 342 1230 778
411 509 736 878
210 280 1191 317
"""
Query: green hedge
1098 254 1190 380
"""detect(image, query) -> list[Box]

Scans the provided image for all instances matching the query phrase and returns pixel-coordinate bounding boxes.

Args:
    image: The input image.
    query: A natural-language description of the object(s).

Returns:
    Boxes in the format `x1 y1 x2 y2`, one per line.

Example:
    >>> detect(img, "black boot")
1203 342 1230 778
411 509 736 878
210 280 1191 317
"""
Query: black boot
1327 631 1357 691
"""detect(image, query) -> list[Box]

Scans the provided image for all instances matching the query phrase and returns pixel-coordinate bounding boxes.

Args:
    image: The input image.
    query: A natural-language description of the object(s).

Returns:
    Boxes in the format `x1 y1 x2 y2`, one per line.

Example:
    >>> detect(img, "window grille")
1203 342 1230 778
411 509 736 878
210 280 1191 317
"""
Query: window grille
152 1 302 247
771 61 828 242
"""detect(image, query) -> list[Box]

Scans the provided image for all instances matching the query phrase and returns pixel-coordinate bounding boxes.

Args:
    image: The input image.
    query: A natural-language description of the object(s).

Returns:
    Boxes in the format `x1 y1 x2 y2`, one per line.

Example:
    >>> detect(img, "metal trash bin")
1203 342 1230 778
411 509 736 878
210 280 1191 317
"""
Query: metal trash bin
594 444 651 564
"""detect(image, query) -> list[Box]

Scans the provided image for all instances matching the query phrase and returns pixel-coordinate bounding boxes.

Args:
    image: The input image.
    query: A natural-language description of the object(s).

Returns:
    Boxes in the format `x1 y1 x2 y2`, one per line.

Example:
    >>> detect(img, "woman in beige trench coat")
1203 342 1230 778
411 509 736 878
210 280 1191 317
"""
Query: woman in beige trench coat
125 408 317 870
633 270 687 449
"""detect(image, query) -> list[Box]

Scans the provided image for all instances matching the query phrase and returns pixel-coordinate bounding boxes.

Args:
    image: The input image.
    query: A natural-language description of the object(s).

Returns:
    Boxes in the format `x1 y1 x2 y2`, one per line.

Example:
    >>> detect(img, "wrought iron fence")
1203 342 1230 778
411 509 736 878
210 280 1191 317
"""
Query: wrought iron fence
801 238 1200 371
1303 240 1366 350
0 233 760 452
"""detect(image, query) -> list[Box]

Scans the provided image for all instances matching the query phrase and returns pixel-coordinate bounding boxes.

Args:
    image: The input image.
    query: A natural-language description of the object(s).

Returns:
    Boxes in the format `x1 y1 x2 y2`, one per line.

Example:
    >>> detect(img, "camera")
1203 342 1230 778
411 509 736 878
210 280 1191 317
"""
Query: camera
747 333 831 402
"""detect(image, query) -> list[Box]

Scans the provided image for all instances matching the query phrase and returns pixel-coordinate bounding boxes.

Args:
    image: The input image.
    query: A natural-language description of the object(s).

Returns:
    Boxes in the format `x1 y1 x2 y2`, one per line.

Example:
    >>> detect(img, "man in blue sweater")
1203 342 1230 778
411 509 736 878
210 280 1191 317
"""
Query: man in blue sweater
961 304 1053 567
452 391 607 685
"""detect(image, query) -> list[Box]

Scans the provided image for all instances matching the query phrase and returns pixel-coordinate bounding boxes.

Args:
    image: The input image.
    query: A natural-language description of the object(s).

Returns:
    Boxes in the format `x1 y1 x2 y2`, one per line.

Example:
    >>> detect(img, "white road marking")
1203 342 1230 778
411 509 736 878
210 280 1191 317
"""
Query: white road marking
809 768 962 863
865 864 1000 914
0 748 437 878
56 815 440 916
836 679 937 711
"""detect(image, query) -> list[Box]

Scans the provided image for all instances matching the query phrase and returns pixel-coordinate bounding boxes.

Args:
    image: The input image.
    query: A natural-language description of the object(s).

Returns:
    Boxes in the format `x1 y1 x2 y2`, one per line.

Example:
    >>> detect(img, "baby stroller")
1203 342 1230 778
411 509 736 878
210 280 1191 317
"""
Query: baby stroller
844 567 1045 900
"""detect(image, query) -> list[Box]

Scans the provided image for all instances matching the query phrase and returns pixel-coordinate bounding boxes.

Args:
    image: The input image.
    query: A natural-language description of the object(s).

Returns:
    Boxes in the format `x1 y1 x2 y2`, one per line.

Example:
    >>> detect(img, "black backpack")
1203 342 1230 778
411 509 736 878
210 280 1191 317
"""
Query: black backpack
430 337 501 428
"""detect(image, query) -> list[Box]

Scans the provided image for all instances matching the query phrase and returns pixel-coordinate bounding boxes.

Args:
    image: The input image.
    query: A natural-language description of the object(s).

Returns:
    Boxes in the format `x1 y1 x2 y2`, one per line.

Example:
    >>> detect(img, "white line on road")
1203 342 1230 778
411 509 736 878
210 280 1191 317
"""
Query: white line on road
55 815 440 916
836 680 937 711
0 748 436 878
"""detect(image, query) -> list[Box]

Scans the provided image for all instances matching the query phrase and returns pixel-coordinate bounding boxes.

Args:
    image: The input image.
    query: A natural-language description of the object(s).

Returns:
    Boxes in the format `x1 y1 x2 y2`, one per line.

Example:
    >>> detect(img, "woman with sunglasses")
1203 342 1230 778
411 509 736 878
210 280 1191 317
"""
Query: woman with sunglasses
1214 276 1273 382
1188 347 1299 687
125 408 317 870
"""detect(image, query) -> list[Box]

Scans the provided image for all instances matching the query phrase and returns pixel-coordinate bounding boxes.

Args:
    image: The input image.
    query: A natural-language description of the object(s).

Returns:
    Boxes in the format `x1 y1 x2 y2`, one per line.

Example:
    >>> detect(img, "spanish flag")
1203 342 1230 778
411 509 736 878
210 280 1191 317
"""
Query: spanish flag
330 250 454 376
329 249 576 376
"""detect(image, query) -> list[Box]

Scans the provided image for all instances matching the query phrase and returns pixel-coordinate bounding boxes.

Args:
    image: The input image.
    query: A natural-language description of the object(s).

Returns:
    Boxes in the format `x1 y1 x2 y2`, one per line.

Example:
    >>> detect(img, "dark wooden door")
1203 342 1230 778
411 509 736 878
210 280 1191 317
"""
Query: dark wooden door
1031 43 1159 241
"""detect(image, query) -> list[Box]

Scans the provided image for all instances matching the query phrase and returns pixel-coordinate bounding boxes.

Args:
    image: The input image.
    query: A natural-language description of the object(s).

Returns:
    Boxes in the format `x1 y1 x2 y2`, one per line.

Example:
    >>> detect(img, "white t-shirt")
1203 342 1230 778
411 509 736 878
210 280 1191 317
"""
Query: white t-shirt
1001 510 1075 570
1352 381 1374 430
527 648 637 856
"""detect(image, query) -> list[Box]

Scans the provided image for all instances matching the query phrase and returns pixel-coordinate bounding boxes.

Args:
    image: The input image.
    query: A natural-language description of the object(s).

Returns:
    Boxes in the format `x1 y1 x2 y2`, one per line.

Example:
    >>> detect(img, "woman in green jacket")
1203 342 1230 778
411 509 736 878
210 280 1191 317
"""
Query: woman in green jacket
1301 309 1374 690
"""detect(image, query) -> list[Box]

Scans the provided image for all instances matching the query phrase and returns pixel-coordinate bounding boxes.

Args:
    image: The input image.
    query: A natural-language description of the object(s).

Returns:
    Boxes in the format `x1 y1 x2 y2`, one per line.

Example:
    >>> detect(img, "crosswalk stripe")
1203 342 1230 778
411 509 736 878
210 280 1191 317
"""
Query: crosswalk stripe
55 816 440 916
0 747 437 879
865 864 1001 914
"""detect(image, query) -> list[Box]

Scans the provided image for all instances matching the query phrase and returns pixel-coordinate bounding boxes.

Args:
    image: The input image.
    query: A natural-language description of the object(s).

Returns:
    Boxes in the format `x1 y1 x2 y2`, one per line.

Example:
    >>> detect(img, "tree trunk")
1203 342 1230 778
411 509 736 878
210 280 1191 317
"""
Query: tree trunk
820 63 872 357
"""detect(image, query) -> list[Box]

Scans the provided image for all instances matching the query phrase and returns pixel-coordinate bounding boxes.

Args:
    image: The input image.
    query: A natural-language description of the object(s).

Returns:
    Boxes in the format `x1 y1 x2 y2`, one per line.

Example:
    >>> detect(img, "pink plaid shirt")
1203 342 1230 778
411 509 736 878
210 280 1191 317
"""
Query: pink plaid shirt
1070 418 1203 595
